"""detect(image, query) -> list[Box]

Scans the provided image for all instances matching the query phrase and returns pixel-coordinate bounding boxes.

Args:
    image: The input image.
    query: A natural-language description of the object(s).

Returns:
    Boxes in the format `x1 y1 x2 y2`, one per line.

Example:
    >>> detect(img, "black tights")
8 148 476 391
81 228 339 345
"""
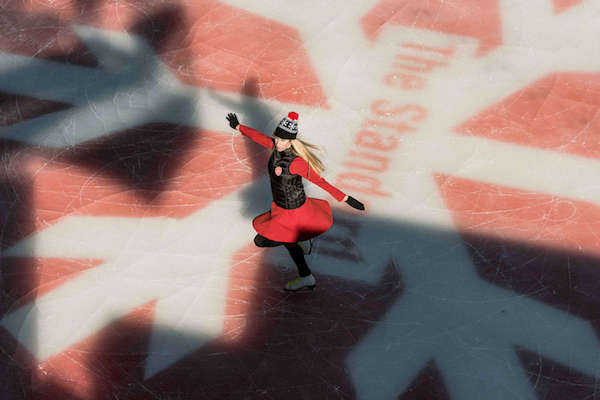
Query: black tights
253 234 311 277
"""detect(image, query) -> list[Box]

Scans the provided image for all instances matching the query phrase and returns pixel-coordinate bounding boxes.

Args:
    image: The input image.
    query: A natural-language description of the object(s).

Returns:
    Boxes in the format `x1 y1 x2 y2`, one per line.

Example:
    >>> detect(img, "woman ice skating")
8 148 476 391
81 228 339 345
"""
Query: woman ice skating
226 112 365 292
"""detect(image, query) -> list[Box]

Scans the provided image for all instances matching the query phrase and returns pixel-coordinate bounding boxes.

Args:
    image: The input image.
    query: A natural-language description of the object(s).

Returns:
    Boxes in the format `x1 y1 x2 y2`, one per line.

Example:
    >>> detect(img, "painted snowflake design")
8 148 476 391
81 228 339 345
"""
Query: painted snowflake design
2 1 600 399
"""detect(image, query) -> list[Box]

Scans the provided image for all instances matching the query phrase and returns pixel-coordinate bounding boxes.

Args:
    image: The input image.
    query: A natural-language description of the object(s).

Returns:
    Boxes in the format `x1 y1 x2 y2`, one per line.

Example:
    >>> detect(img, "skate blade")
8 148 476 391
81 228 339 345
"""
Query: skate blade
284 284 316 292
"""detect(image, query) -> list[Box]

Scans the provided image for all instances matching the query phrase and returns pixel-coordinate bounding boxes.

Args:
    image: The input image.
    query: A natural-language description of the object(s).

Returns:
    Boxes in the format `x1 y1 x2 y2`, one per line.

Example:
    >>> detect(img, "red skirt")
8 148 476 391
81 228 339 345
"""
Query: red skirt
252 197 333 243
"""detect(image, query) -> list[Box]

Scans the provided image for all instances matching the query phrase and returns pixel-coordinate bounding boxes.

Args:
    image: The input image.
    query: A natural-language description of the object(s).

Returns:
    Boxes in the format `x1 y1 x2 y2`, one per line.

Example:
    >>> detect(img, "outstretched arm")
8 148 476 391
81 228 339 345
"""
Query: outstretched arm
226 113 273 150
290 157 345 201
290 158 365 210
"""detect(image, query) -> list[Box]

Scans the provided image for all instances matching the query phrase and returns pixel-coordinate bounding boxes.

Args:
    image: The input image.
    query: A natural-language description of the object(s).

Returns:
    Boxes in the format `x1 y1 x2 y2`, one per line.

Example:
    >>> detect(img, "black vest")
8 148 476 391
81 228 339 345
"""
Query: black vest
268 148 306 209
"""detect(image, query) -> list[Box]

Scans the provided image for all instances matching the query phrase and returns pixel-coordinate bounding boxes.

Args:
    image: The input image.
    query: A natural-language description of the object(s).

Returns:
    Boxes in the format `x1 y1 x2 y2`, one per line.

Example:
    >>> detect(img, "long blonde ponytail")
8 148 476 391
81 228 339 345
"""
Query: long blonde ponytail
290 138 325 177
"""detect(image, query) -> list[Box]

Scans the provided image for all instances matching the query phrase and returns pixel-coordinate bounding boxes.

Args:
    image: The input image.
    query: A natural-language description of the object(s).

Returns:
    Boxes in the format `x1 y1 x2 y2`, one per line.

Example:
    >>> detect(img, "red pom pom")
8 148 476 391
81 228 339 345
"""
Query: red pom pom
288 112 298 120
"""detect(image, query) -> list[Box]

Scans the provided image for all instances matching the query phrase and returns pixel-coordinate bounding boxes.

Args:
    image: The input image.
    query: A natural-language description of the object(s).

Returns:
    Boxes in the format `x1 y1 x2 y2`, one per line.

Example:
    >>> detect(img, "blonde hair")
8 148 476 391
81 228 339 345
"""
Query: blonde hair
290 138 325 177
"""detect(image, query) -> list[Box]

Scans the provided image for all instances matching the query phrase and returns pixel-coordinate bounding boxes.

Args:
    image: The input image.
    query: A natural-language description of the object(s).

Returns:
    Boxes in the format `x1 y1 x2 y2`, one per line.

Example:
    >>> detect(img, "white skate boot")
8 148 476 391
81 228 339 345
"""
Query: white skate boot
284 274 316 292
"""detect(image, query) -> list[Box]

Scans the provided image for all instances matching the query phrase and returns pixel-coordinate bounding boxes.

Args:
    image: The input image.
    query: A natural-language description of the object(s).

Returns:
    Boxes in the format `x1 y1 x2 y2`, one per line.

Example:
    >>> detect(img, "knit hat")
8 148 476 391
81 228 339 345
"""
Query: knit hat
274 112 299 139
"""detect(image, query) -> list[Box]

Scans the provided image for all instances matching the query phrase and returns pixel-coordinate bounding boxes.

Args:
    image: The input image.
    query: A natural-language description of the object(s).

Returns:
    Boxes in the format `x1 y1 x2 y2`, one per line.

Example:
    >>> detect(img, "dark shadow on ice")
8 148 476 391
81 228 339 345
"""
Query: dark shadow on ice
465 232 600 335
61 122 200 198
0 175 38 400
85 312 216 400
0 94 72 128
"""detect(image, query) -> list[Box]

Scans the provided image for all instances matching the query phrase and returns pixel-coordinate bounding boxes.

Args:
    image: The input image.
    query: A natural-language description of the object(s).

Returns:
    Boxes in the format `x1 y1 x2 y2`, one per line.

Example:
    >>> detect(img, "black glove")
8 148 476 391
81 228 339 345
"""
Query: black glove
345 196 365 210
226 113 240 129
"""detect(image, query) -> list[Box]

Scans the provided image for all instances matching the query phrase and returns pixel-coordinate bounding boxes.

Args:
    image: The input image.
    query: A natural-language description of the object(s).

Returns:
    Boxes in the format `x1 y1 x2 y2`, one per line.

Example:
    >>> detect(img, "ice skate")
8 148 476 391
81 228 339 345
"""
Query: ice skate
284 274 316 292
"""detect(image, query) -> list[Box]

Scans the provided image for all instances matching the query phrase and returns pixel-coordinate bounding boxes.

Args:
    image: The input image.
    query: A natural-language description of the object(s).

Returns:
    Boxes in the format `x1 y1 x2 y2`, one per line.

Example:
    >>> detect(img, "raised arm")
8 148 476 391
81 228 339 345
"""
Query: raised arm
238 125 274 150
226 113 273 150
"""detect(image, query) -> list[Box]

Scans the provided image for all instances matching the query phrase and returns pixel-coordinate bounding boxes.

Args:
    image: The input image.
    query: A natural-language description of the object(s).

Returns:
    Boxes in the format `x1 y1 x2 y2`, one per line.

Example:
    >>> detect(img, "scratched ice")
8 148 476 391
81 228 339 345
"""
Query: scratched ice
254 1 600 399
0 25 277 379
287 216 600 400
2 0 600 398
0 25 207 147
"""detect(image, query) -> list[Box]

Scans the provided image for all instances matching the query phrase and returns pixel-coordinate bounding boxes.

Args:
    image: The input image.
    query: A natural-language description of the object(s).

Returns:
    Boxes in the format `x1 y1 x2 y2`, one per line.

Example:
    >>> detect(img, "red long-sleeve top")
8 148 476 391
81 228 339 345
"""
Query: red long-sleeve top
239 125 346 202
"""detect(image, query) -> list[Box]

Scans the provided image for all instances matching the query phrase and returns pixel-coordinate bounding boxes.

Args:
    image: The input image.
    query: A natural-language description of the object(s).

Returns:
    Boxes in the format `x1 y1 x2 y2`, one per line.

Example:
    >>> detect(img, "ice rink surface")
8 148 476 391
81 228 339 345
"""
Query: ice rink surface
2 0 600 398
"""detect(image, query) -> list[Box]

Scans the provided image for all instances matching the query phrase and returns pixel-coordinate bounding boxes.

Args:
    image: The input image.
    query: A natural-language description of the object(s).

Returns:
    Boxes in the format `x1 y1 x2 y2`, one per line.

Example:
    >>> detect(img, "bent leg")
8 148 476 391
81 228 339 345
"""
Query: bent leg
253 235 312 283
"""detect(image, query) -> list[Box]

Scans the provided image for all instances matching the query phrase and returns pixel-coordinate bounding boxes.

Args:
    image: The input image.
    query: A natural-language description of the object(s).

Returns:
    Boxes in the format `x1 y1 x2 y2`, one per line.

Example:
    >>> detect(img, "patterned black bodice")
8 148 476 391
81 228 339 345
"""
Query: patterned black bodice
268 148 306 209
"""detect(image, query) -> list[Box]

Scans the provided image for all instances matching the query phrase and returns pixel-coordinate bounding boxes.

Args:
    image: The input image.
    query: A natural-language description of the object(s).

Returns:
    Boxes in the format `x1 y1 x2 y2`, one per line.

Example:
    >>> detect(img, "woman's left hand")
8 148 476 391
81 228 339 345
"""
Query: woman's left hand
344 195 365 210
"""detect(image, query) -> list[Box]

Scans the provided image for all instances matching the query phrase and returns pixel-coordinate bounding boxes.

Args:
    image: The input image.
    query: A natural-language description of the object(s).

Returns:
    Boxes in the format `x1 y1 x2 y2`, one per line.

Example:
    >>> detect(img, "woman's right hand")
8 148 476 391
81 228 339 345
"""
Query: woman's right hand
226 113 240 130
